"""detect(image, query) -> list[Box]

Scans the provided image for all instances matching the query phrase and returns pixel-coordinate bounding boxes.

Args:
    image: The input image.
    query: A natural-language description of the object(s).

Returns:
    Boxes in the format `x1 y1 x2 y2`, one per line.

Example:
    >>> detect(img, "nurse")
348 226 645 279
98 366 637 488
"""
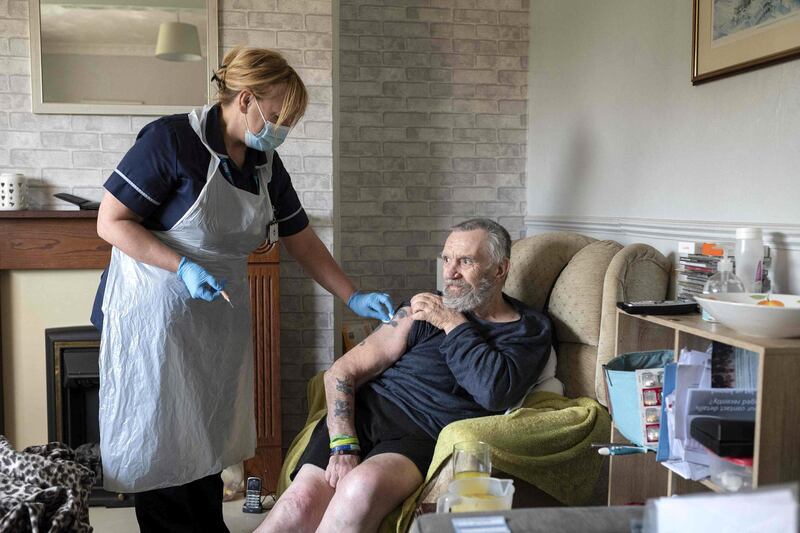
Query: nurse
90 46 394 532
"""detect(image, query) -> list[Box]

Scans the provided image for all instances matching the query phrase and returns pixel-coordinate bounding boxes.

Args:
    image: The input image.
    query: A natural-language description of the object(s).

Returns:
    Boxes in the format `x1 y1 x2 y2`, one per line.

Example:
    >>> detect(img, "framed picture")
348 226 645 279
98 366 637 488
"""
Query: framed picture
692 0 800 84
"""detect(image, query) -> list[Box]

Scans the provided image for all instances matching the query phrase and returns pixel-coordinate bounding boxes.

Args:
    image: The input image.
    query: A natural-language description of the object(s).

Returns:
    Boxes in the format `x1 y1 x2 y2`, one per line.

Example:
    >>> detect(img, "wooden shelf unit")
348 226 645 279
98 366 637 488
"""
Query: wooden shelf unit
608 309 800 505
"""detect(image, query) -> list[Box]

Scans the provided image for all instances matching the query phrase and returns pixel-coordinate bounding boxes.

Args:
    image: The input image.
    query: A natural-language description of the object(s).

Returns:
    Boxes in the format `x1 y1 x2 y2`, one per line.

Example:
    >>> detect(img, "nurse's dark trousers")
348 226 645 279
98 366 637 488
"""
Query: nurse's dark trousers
134 473 229 533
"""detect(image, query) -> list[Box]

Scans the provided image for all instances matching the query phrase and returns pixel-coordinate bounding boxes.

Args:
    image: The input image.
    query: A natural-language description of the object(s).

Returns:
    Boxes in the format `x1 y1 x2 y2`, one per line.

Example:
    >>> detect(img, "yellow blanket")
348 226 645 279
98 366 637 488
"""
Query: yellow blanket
278 374 611 533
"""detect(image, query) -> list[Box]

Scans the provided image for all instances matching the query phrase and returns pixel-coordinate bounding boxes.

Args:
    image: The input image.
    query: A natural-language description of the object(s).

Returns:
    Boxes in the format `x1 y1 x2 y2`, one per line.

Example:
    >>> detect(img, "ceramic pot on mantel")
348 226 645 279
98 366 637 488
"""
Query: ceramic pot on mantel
0 173 28 210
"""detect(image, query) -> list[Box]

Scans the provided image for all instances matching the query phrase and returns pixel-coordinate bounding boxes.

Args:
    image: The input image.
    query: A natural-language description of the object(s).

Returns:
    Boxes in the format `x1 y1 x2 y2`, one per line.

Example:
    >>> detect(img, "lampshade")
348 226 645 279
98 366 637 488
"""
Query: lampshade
155 21 202 62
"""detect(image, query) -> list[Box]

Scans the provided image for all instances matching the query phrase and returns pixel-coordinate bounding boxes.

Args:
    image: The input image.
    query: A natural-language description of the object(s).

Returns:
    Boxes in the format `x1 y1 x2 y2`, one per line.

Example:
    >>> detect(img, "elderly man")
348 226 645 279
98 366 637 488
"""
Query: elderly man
256 218 552 533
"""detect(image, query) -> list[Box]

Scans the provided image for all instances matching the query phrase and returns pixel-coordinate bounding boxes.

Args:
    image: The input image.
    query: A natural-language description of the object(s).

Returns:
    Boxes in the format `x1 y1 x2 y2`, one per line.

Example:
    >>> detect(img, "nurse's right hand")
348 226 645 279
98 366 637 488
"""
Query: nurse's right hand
177 257 225 301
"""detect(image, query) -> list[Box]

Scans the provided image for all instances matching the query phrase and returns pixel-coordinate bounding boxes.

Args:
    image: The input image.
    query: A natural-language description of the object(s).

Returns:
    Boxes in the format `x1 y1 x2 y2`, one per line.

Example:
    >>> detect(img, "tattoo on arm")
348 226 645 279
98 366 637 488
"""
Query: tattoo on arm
334 400 351 420
335 378 353 395
387 307 408 328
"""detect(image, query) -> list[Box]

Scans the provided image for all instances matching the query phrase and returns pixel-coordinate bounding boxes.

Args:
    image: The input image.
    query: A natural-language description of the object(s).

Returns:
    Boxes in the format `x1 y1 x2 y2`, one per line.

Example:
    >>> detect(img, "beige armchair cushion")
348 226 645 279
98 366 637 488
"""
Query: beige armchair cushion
505 232 595 312
556 342 601 400
505 232 670 406
548 240 623 346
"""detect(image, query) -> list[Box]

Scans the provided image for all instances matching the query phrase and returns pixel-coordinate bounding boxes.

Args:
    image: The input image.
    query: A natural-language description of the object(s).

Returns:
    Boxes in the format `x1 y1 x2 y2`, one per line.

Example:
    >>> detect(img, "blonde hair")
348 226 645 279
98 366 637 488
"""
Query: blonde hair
212 46 308 127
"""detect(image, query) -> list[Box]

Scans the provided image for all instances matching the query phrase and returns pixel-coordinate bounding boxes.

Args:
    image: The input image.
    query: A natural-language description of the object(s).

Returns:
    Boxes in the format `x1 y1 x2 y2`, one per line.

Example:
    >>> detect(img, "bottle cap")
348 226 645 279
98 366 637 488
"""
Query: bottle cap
718 246 733 272
736 228 762 240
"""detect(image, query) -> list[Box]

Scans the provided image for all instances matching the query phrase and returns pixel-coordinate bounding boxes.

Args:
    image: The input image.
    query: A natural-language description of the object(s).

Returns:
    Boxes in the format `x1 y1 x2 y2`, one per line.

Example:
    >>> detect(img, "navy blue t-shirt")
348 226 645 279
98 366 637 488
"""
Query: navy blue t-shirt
367 294 552 439
91 104 309 330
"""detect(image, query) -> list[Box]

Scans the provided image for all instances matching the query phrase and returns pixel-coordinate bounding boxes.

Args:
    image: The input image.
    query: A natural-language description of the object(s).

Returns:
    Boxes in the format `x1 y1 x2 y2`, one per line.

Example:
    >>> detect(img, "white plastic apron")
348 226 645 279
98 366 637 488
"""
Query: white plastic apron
99 105 273 493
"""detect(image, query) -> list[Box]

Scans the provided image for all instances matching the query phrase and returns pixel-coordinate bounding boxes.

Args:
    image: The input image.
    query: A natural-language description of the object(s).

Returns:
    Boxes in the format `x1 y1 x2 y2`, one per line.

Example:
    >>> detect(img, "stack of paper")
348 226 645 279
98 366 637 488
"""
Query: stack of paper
656 346 757 481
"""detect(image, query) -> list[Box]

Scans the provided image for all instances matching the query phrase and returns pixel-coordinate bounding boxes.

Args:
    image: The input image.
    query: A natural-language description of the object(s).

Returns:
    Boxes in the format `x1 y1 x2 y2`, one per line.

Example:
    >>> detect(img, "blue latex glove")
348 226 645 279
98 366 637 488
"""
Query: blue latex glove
176 257 225 302
347 291 395 322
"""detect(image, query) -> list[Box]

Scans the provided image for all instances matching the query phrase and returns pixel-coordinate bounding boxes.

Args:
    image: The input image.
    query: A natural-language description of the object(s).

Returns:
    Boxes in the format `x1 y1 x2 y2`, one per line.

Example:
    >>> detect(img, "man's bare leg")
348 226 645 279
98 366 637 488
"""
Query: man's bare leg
253 464 334 533
316 453 423 533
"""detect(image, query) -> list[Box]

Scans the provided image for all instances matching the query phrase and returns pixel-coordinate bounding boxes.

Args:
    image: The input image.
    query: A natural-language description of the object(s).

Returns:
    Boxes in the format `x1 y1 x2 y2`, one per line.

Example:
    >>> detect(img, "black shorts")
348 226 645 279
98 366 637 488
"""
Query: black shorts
292 385 436 479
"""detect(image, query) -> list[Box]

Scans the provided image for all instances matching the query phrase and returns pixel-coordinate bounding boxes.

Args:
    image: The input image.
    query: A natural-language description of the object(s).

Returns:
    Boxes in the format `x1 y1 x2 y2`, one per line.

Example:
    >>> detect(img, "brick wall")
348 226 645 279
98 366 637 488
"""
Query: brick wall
1 0 531 448
0 0 333 447
339 0 529 305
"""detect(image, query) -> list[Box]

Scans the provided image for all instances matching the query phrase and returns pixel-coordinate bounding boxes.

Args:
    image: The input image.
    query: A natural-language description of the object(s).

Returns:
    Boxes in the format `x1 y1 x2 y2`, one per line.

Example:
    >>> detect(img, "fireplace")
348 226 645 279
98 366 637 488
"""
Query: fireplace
3 211 282 491
45 326 133 507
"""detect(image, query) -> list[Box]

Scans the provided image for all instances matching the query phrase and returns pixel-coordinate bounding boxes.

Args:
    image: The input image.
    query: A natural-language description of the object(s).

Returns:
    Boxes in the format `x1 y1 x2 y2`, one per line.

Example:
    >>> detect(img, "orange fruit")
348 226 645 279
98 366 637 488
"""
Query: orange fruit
757 299 785 307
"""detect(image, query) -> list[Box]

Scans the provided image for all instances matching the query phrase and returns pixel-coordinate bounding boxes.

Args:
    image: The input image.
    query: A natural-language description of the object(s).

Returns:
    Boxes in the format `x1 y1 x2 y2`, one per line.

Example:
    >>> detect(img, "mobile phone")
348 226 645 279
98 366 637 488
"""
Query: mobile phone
242 476 264 514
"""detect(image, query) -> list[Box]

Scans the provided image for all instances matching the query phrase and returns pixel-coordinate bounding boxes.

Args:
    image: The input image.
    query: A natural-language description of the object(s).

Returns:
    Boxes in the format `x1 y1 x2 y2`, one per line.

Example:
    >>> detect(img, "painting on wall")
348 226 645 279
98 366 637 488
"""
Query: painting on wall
693 0 800 83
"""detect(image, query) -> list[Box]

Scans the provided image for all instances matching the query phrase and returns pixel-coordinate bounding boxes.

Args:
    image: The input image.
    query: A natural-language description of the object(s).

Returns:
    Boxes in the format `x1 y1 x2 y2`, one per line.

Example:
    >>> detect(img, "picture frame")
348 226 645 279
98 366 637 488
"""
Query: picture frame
29 0 218 115
692 0 800 84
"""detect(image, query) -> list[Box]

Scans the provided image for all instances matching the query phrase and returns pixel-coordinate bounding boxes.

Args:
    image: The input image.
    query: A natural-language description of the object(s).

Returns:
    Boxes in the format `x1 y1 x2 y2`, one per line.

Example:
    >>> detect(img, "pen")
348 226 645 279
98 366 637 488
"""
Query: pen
597 446 649 456
220 290 234 308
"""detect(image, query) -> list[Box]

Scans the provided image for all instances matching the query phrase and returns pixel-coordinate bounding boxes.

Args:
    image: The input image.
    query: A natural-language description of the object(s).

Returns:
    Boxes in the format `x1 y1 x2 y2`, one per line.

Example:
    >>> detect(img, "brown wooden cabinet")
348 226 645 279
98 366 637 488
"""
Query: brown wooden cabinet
0 211 282 491
608 309 800 503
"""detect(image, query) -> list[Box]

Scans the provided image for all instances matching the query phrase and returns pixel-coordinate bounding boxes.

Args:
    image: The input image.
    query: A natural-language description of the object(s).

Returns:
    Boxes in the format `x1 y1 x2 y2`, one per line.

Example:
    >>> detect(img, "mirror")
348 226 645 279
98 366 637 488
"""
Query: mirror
29 0 218 115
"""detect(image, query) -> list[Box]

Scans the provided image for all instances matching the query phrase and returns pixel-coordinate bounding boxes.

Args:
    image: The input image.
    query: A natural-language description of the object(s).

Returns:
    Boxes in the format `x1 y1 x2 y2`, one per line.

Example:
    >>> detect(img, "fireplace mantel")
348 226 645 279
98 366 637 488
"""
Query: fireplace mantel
0 210 282 490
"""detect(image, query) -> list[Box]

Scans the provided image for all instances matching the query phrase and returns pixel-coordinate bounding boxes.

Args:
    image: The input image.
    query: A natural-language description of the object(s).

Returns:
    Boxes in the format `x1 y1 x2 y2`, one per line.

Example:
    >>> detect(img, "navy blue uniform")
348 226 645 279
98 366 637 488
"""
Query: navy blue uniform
91 104 308 330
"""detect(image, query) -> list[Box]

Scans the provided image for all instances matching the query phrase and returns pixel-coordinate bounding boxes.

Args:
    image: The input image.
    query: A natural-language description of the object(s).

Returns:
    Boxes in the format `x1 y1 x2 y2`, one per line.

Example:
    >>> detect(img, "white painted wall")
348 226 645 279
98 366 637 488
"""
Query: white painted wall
526 0 800 292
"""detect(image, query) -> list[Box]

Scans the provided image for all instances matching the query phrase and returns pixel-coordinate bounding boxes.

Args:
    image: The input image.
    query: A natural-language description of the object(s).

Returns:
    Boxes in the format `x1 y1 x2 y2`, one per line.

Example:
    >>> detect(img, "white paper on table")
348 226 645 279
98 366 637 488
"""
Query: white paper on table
650 486 798 533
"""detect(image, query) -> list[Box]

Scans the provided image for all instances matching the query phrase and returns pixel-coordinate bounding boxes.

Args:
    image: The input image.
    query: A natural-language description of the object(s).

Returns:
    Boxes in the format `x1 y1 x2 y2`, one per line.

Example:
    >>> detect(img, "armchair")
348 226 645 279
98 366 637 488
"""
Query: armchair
412 232 671 512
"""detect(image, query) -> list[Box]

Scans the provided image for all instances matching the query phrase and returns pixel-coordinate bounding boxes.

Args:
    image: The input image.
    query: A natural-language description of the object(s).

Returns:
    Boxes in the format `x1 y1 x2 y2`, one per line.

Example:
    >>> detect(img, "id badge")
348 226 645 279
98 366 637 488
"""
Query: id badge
268 220 279 244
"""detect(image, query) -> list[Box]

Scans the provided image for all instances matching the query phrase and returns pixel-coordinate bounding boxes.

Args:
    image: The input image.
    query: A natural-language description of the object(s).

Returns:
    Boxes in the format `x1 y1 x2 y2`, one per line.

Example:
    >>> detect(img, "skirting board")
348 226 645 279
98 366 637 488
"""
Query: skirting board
524 215 800 294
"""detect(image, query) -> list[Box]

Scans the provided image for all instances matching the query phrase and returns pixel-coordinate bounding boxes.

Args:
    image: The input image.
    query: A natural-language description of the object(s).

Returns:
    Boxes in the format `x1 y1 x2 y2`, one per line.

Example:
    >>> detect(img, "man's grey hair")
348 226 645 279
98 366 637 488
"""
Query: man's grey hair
450 218 511 266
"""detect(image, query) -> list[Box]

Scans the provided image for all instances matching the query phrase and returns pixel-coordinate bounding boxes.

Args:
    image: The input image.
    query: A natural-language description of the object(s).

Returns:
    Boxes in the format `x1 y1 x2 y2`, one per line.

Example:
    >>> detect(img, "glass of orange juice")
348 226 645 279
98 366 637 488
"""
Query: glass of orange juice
452 441 491 480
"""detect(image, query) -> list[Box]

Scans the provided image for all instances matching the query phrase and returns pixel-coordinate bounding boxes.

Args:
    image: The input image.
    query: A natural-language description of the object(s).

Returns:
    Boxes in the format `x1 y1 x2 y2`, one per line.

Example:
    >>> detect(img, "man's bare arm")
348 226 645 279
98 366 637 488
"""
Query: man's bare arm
322 306 413 438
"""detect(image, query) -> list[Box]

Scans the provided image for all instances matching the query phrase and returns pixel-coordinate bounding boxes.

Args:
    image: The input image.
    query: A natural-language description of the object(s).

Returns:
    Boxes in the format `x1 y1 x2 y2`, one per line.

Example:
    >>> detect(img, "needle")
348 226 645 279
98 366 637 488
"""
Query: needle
220 290 234 308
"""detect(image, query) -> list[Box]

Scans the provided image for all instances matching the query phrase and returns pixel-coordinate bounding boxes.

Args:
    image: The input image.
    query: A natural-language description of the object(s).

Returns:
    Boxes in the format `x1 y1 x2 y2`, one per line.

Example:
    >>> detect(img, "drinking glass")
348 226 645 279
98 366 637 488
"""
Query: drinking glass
452 441 491 480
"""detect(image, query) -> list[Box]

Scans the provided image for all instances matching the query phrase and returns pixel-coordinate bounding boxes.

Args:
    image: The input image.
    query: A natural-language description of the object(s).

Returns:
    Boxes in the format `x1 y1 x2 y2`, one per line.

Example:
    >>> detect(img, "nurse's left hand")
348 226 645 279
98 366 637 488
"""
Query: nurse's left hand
177 257 226 302
347 291 395 322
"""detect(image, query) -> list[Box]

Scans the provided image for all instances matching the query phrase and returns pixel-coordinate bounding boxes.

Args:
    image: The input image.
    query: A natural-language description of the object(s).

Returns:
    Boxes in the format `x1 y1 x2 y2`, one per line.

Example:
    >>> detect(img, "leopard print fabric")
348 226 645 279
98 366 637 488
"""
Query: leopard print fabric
0 436 95 532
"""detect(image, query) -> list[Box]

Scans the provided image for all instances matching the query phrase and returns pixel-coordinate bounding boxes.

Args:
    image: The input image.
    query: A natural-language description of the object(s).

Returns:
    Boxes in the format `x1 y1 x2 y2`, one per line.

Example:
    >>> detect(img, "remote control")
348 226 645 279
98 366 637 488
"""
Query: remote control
53 193 100 210
616 300 699 315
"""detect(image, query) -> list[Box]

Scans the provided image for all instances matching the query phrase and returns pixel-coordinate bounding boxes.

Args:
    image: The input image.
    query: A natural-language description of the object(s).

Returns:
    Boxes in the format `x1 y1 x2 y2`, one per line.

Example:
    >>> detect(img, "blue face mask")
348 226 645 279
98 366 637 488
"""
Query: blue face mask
244 99 290 152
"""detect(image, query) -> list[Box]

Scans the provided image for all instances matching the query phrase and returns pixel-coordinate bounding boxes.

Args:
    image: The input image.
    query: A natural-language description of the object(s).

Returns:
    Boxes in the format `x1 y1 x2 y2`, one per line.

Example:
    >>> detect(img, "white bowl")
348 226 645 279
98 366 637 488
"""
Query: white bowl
694 293 800 338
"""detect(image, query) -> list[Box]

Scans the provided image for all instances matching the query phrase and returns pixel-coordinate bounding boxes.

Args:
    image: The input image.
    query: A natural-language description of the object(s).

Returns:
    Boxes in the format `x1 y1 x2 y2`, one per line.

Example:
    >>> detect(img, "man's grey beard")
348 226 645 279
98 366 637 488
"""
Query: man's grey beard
442 275 495 312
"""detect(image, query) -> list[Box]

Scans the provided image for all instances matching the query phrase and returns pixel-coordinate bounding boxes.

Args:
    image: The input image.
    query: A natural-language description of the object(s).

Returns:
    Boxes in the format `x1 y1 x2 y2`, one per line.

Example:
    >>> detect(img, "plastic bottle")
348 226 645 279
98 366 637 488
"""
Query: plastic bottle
702 251 745 322
734 228 763 293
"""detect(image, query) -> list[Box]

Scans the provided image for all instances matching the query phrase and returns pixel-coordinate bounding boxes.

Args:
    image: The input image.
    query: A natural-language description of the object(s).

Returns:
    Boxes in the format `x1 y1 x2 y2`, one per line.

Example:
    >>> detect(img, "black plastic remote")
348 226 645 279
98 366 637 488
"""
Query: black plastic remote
616 300 699 315
53 193 100 210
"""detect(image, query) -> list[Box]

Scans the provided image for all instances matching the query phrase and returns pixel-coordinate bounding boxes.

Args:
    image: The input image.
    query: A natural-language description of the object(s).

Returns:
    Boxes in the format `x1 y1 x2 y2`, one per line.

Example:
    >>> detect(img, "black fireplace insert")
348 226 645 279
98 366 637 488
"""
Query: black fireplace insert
45 326 134 507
